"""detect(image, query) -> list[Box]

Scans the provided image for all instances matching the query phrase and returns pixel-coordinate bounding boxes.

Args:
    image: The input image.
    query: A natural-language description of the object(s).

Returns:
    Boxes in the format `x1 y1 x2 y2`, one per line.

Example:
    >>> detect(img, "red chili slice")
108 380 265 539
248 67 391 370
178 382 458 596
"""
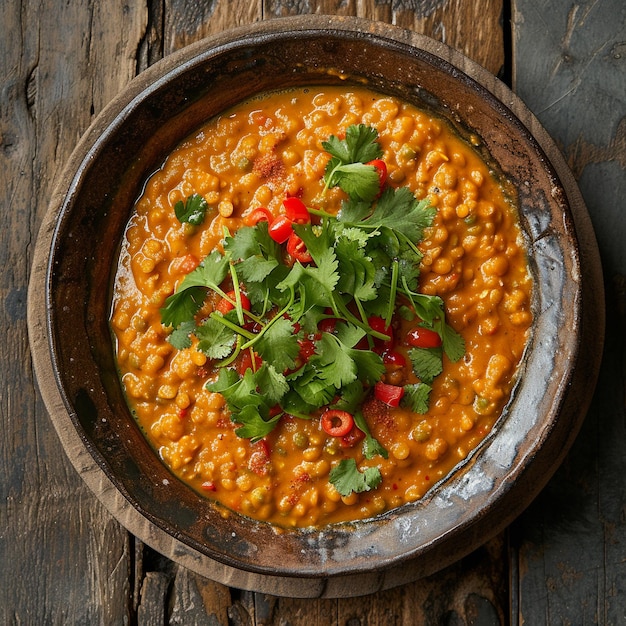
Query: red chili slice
368 316 392 340
216 290 251 315
320 409 354 437
297 337 317 362
236 349 261 376
283 197 310 224
248 439 271 476
318 317 337 334
368 315 393 354
383 350 407 367
374 381 405 407
244 207 272 226
340 425 366 449
406 326 442 349
170 253 200 275
286 232 313 263
268 214 294 243
366 159 388 190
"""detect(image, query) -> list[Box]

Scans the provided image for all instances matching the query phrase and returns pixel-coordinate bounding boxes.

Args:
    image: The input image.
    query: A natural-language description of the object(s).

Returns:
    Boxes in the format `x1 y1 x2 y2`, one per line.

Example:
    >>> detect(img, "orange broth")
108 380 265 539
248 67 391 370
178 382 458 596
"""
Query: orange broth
110 86 533 527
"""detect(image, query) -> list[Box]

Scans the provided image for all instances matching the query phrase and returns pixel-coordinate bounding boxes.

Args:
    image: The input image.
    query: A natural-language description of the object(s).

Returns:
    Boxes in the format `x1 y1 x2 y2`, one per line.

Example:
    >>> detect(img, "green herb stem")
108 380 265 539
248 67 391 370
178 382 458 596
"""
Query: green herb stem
240 286 296 352
385 259 399 329
209 312 256 340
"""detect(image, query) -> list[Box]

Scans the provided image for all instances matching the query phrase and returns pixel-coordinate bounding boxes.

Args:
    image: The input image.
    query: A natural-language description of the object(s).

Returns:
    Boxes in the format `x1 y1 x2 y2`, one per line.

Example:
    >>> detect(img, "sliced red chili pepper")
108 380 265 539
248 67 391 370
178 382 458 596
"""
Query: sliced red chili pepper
374 381 405 407
201 481 217 492
244 207 272 226
368 315 393 353
340 425 366 449
283 196 310 224
366 159 388 190
320 409 354 437
248 439 271 476
318 317 337 334
297 337 317 362
236 349 261 376
216 290 251 315
406 326 442 349
286 231 313 263
368 316 392 339
268 214 294 243
383 350 407 367
170 253 200 275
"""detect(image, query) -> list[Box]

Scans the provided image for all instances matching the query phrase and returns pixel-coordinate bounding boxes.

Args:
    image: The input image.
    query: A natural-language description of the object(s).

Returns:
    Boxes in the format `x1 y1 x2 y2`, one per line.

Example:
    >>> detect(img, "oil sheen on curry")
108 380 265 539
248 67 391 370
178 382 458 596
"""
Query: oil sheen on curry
110 86 532 528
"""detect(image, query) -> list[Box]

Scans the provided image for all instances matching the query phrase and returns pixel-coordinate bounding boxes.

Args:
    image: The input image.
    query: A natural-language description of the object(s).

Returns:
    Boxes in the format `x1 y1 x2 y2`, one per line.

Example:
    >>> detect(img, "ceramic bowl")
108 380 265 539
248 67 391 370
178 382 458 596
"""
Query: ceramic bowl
28 16 604 598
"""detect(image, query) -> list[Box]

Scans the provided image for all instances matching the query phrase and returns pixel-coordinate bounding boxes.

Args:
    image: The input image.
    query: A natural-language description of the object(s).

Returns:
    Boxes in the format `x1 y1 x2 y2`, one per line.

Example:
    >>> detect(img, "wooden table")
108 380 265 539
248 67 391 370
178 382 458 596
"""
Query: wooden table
2 1 624 623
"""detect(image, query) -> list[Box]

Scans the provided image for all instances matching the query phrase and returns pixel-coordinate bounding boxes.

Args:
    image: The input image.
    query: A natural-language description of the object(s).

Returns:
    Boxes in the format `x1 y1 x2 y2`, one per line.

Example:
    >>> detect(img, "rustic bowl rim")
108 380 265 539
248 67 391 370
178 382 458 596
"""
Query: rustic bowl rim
27 15 604 597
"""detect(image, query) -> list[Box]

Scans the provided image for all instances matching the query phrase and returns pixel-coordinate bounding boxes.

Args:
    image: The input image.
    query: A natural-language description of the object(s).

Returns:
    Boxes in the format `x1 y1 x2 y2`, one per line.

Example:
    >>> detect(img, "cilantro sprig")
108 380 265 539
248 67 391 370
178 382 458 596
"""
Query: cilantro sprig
159 124 465 496
322 124 383 202
174 193 209 225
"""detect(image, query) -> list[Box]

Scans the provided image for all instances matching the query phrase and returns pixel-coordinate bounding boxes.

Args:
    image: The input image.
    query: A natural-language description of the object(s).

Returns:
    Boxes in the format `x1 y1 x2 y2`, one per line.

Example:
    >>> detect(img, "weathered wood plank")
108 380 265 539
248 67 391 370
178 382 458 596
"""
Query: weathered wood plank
169 565 232 625
3 0 515 623
164 0 263 52
264 0 504 75
131 0 509 623
0 0 148 623
511 0 626 623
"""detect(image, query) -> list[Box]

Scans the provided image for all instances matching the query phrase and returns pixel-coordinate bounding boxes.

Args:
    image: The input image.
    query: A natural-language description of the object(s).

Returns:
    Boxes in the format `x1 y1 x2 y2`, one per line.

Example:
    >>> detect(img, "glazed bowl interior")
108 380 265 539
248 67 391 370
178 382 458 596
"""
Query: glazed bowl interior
41 17 588 582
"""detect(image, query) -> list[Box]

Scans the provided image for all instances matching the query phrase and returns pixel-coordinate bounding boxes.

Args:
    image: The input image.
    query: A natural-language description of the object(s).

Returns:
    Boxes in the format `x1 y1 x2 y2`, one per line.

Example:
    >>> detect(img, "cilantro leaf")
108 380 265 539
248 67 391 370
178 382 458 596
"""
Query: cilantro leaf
334 237 377 302
276 248 339 308
402 383 432 414
253 316 301 373
254 363 289 406
196 316 237 359
238 255 280 284
353 410 388 460
323 124 383 164
434 318 466 362
167 319 196 350
160 250 230 329
364 188 436 243
329 458 382 497
177 250 231 292
207 369 282 442
234 405 281 442
404 293 445 326
347 348 386 386
174 193 208 225
322 125 384 202
328 163 381 202
338 197 372 223
331 381 368 415
313 333 358 389
408 346 443 384
160 286 206 328
287 366 337 409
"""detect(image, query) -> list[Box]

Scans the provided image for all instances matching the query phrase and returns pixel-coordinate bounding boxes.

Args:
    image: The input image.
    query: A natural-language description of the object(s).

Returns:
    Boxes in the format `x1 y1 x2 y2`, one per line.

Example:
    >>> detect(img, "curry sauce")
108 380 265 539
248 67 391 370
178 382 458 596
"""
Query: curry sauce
110 86 532 527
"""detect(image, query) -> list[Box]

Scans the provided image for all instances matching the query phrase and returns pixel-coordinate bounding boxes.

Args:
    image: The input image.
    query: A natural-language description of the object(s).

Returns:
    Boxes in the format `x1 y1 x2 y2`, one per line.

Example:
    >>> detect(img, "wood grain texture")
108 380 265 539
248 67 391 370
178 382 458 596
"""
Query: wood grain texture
3 0 505 622
511 0 626 624
7 0 620 623
1 1 142 623
264 0 505 75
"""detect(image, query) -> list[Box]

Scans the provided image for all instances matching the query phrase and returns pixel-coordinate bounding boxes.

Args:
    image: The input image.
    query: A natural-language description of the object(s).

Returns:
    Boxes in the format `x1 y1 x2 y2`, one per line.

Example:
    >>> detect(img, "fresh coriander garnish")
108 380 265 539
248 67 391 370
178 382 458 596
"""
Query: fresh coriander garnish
174 193 209 225
160 124 465 495
329 458 383 497
322 124 384 202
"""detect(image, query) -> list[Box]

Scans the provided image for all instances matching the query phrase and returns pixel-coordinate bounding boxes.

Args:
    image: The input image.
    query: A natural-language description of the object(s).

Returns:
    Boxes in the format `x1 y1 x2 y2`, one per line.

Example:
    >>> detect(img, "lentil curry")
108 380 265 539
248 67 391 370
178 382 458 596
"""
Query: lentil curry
110 86 532 528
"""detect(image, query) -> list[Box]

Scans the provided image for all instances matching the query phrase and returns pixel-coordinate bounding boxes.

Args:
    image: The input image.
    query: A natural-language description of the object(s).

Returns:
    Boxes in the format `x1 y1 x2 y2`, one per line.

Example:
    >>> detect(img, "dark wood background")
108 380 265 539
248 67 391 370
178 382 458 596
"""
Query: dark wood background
2 1 624 624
